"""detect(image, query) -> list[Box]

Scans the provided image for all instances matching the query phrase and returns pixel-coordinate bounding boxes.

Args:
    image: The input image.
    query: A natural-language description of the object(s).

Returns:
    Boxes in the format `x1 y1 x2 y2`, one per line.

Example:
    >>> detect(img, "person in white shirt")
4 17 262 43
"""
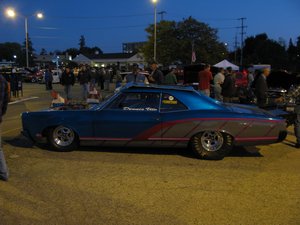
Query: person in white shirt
214 68 225 101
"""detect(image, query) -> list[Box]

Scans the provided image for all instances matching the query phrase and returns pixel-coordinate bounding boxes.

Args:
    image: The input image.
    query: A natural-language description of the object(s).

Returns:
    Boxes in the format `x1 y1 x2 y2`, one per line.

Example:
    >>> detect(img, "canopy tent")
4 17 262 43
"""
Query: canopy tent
214 59 239 71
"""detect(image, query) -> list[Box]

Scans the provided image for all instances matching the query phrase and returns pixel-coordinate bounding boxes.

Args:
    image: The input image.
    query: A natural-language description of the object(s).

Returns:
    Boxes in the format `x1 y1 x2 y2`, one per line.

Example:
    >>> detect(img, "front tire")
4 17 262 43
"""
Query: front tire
48 126 78 151
190 131 233 160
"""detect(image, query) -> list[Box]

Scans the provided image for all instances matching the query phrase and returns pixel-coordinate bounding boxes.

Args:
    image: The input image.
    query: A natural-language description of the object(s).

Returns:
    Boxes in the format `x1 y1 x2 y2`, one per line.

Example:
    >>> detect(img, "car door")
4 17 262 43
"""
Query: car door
159 92 190 147
92 91 162 146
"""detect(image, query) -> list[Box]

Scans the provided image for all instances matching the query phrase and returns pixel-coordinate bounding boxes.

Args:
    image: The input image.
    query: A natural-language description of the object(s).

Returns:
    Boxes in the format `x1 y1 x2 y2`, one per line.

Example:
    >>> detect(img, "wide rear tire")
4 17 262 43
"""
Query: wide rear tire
190 131 233 160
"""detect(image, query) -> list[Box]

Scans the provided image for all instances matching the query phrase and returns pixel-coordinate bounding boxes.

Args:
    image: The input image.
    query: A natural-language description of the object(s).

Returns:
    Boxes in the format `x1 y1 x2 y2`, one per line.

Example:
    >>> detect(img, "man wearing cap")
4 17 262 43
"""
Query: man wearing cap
150 61 164 85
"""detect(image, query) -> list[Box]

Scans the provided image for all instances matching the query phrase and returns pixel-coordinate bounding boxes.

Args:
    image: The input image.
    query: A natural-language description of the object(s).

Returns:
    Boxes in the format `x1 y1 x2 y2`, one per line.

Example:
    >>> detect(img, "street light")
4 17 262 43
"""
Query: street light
151 0 158 61
5 8 44 68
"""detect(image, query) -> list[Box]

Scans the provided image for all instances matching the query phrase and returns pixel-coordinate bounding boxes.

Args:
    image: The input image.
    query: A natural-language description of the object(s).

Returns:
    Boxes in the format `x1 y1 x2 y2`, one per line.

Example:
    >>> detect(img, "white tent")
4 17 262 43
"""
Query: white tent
72 54 92 65
214 59 239 71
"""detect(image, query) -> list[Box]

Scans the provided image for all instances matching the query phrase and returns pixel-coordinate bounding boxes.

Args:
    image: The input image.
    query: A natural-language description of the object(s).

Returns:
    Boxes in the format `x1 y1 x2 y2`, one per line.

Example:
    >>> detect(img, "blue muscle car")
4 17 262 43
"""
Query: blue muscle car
21 83 287 160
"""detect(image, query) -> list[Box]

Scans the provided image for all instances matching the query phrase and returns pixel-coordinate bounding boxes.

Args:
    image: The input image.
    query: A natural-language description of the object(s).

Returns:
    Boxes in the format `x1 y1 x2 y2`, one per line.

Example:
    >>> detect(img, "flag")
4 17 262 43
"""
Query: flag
191 50 196 63
191 42 196 63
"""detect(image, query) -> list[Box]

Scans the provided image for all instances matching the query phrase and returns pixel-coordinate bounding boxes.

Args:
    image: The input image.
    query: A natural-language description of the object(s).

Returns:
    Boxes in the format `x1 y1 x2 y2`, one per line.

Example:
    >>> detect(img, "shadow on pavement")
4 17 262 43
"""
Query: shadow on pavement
4 135 264 159
3 134 34 148
228 146 263 158
35 144 263 159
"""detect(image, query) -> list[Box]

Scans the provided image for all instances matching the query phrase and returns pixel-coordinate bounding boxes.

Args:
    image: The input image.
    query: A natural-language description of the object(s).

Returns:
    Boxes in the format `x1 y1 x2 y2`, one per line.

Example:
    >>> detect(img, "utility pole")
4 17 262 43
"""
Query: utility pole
234 34 239 65
238 17 247 66
157 11 166 21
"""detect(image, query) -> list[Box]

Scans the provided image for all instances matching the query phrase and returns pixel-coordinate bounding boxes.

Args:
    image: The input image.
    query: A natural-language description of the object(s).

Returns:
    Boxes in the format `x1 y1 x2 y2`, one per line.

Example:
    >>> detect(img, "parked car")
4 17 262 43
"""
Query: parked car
22 69 43 83
21 83 287 160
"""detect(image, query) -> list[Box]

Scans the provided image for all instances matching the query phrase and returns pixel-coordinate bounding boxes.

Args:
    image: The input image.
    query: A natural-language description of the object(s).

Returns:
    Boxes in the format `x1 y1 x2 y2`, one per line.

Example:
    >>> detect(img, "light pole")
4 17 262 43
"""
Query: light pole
5 8 43 68
152 0 158 61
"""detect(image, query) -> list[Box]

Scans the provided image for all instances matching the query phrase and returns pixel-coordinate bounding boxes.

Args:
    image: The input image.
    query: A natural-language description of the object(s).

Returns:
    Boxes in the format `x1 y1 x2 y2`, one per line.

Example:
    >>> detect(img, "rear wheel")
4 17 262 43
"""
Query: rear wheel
190 131 233 160
48 126 78 151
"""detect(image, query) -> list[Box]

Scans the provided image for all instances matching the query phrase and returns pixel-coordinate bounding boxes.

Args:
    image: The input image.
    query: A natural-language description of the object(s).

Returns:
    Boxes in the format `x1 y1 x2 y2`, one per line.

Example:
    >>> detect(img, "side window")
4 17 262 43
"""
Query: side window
106 92 160 112
160 93 187 112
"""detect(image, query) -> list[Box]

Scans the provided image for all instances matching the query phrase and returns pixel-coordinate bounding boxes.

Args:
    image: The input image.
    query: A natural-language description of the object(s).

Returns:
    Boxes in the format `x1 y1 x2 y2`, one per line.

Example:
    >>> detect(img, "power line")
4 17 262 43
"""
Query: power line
47 13 153 20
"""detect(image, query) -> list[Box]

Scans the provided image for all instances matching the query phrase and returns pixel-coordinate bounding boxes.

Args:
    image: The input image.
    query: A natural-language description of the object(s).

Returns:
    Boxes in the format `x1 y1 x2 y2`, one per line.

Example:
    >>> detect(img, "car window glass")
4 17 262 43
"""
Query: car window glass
106 92 160 112
160 93 187 112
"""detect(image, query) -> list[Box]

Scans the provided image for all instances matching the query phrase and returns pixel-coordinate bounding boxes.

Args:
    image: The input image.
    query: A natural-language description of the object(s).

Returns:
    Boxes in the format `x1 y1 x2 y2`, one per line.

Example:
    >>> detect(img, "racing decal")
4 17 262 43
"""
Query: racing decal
162 100 178 105
123 107 157 111
162 95 178 105
134 117 283 142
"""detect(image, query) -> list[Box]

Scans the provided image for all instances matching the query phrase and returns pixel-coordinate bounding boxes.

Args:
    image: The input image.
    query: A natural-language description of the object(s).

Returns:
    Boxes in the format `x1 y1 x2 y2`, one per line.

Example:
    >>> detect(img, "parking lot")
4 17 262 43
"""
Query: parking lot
1 83 300 225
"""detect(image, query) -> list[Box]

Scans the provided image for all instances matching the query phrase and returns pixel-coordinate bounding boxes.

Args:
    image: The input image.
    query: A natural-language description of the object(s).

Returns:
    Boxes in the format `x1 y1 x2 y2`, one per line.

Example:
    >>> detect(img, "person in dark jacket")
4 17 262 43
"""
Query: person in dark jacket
254 68 270 108
221 67 236 102
284 85 300 148
77 65 91 101
0 74 9 181
150 61 164 85
61 66 75 101
44 67 53 90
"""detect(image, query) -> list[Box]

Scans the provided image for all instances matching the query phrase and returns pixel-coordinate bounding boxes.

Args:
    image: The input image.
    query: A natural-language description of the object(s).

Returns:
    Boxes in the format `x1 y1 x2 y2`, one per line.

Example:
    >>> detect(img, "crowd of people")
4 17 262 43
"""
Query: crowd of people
197 63 272 107
48 61 179 105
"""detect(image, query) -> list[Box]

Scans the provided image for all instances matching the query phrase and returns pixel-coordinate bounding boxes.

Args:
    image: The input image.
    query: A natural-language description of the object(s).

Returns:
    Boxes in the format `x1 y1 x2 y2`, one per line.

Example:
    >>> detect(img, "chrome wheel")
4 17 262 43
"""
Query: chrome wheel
200 131 224 152
52 126 75 147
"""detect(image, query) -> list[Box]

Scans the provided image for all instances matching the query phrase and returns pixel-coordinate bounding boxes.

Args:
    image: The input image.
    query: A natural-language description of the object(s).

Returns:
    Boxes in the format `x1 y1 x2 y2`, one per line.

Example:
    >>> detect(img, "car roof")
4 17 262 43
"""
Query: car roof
122 82 196 92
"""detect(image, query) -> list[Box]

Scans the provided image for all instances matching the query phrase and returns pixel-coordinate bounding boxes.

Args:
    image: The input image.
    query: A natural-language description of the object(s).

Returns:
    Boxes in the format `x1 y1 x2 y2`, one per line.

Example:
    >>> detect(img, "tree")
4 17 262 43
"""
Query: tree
143 20 178 65
63 48 80 59
0 42 22 64
79 35 86 50
142 17 227 65
176 17 227 64
242 33 288 69
21 34 35 67
287 39 298 71
80 46 103 56
40 48 47 55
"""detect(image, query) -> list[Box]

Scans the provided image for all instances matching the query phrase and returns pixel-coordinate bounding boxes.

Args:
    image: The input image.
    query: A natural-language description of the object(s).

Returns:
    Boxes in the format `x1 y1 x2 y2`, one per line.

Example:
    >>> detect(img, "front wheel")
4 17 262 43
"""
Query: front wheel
190 131 233 160
48 126 78 151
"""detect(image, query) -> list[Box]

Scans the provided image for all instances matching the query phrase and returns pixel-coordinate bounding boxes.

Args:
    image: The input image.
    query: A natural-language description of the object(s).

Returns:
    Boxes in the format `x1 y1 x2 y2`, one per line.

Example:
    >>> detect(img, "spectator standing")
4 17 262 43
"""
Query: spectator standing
286 85 300 148
213 68 225 101
0 73 9 181
125 64 147 83
247 69 254 90
97 67 105 90
254 68 270 108
44 67 53 90
113 69 123 89
150 61 164 85
61 66 75 101
221 67 236 103
103 68 111 91
164 68 178 85
90 67 97 86
198 64 213 96
77 65 91 101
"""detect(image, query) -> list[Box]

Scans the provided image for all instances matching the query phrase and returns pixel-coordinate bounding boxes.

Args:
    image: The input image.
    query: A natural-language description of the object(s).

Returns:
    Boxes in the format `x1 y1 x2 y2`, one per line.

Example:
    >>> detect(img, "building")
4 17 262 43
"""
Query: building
122 42 146 53
34 54 69 67
34 52 146 70
72 52 146 69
